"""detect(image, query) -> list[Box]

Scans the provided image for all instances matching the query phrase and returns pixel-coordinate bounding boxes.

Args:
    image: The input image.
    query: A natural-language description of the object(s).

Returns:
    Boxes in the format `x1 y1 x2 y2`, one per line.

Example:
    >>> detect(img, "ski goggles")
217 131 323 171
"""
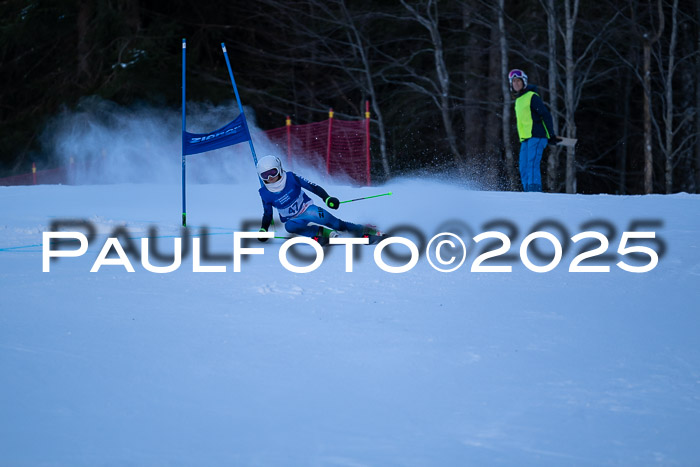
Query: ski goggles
260 167 280 182
508 69 526 82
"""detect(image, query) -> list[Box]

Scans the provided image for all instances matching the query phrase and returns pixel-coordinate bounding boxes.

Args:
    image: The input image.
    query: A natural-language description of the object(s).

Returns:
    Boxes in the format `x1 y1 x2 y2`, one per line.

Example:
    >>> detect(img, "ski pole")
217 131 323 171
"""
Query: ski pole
340 192 393 204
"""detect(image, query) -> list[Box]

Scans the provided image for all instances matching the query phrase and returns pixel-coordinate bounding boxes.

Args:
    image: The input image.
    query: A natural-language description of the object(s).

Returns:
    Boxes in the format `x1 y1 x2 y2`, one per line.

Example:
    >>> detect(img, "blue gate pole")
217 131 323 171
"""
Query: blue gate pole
221 43 259 166
221 43 271 229
181 38 187 227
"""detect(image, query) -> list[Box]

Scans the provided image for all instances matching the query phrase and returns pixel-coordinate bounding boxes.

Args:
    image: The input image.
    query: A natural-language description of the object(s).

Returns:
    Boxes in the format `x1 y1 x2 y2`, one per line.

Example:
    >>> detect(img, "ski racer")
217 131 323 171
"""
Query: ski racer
255 155 381 245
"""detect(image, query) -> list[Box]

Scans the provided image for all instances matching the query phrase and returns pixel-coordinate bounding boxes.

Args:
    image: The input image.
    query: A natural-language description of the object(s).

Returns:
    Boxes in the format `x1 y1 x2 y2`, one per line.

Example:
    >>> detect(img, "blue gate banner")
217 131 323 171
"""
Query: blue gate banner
183 114 251 156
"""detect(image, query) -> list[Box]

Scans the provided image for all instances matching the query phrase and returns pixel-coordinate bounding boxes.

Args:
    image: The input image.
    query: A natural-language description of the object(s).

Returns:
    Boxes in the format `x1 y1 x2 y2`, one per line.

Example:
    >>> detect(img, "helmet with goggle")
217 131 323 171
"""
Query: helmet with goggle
257 155 287 192
257 155 284 183
508 69 528 90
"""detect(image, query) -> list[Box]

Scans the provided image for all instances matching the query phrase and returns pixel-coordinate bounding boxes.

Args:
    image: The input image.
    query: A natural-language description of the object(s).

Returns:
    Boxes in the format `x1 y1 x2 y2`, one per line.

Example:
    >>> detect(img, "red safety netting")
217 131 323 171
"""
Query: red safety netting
264 116 370 186
0 113 371 187
0 167 69 186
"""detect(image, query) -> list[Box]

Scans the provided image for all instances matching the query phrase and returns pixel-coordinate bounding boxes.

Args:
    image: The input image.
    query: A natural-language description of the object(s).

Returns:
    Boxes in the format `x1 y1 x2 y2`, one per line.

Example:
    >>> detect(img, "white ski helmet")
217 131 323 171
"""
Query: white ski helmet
257 155 287 192
508 69 528 90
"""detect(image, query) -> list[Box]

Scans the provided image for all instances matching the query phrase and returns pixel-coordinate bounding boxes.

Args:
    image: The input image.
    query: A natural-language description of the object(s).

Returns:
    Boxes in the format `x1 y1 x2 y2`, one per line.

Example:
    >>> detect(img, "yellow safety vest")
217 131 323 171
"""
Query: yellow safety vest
514 91 549 142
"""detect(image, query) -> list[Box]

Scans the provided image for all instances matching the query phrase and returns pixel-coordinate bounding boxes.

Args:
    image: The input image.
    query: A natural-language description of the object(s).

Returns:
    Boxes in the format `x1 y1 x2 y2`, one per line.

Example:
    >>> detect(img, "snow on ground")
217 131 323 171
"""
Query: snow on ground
1 178 699 466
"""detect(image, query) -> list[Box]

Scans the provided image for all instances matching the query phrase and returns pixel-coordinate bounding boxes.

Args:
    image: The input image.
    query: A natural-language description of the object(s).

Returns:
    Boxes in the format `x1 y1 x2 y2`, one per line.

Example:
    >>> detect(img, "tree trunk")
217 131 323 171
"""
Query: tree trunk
642 0 665 194
400 0 462 166
696 0 700 193
431 14 462 165
463 5 472 155
617 65 632 194
643 41 654 193
370 101 390 178
564 0 578 194
486 18 501 152
498 0 516 188
545 0 560 192
664 0 678 194
463 3 485 154
338 0 391 177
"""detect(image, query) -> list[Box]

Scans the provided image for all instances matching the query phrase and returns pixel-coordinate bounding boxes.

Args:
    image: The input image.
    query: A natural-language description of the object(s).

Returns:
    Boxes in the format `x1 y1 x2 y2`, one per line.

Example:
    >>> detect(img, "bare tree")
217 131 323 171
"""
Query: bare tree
639 0 665 193
662 0 678 193
497 0 516 187
616 61 633 194
612 0 696 193
656 0 697 193
237 0 393 176
399 0 463 166
453 0 507 186
543 0 562 191
553 1 620 193
562 0 579 193
337 0 391 176
696 0 700 193
462 2 485 154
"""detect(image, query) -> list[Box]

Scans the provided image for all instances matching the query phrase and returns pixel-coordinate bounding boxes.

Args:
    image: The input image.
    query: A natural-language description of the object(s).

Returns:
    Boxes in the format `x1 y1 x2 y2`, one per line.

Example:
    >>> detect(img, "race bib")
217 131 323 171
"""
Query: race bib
278 192 311 219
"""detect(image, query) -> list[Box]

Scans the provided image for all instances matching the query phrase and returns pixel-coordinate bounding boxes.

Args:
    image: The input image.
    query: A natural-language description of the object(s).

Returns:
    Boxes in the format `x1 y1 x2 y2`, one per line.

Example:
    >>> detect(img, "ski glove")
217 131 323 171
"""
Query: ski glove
258 227 270 243
548 136 562 146
325 196 340 210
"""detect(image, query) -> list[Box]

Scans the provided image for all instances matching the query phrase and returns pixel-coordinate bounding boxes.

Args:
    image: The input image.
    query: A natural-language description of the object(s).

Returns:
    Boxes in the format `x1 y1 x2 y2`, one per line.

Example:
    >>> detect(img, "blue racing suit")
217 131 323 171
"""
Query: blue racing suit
258 172 364 237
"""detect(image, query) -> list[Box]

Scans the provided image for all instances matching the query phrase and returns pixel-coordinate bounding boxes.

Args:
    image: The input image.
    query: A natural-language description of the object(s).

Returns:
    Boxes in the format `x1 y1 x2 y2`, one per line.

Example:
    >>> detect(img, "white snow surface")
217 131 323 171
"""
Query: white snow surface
1 178 699 466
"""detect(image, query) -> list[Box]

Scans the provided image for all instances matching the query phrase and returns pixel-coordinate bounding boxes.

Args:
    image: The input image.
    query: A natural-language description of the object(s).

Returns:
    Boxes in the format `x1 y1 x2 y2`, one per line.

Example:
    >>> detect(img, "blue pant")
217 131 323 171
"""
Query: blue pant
519 137 547 192
285 205 364 237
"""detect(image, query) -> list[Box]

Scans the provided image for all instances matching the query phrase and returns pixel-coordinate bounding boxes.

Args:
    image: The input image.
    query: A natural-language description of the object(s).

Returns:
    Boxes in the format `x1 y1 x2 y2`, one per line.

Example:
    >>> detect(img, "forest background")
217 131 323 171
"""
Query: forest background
1 0 698 194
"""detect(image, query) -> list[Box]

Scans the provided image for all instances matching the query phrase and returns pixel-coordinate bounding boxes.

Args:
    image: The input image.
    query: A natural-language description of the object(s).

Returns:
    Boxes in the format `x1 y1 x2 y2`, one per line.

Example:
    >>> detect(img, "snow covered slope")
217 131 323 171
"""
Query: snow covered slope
1 179 699 466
